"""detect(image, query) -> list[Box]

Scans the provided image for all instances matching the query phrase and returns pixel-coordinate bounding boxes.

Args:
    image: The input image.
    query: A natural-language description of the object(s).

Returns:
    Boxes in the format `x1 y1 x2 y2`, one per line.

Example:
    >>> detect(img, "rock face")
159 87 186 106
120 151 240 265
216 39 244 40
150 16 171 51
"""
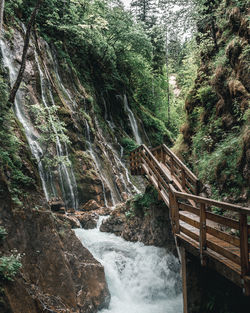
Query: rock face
0 197 110 313
100 201 176 253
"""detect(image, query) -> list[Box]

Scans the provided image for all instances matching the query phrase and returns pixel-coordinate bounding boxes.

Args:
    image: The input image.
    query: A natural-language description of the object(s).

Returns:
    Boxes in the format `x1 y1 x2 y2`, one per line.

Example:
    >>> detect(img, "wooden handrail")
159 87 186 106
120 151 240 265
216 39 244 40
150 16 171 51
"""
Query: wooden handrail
130 144 250 294
173 189 250 214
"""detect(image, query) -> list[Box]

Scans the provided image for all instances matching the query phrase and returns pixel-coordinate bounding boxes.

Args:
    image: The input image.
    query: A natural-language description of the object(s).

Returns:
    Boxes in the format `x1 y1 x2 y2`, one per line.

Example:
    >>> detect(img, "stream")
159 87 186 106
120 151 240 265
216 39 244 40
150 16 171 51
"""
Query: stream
75 218 183 313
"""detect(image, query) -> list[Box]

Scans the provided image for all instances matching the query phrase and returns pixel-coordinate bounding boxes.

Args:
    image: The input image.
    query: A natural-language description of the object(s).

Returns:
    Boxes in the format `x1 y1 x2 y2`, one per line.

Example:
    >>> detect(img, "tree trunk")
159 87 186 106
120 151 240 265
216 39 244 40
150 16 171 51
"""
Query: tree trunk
8 0 44 106
0 0 5 36
165 29 170 125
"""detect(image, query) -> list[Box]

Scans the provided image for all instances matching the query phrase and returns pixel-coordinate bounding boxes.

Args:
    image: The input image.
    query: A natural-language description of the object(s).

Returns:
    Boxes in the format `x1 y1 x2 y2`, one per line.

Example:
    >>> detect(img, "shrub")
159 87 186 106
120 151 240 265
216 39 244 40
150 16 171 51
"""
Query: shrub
0 255 22 281
120 137 139 154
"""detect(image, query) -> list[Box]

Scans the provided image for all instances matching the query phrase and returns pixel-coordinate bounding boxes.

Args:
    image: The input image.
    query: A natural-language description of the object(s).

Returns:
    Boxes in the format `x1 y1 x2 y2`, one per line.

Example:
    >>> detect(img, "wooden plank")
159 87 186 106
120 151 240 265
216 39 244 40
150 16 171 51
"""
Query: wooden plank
179 203 200 216
206 225 240 247
162 144 198 182
206 240 241 265
184 178 196 194
142 147 172 183
206 211 239 230
240 213 250 276
141 154 170 192
179 212 200 229
173 190 250 214
159 189 169 207
180 225 200 242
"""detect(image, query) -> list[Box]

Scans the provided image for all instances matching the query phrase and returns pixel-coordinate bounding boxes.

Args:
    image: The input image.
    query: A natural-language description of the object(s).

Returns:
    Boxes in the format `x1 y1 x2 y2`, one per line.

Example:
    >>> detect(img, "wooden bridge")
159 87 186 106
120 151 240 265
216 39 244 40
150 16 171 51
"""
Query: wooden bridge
130 144 250 300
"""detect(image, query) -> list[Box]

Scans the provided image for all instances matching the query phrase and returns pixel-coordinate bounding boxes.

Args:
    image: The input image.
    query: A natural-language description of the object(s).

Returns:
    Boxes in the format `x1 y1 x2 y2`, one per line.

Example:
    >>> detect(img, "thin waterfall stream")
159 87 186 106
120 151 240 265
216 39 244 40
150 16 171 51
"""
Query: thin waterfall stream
75 218 183 313
0 36 78 210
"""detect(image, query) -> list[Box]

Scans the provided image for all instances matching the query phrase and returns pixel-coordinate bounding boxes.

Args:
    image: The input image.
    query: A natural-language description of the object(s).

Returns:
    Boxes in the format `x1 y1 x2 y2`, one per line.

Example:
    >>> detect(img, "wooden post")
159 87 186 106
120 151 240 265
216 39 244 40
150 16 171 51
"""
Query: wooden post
240 213 249 294
181 169 186 190
170 185 180 234
195 180 200 195
200 203 207 266
180 247 188 313
161 146 164 163
170 157 174 175
169 185 175 231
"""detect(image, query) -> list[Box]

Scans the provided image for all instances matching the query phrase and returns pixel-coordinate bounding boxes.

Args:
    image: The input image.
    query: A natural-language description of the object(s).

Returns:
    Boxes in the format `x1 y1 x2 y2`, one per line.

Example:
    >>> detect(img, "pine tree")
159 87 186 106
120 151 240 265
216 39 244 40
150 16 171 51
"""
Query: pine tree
130 0 158 28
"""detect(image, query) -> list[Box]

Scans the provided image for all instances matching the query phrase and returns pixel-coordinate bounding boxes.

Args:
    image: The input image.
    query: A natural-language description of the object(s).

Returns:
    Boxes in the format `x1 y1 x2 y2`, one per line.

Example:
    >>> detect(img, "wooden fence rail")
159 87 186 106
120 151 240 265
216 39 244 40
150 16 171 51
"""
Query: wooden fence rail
130 144 250 295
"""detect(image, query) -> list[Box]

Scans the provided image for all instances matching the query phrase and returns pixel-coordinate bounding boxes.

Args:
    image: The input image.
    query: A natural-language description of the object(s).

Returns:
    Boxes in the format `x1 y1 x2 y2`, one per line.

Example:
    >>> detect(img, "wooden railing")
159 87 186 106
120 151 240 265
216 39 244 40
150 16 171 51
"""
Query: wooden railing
151 144 199 195
130 144 250 295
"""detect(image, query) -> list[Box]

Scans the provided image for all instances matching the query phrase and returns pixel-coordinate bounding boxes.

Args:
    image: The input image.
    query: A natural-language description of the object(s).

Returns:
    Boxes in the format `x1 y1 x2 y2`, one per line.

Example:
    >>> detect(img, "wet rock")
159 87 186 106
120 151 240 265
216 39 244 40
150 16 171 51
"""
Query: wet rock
100 201 176 253
95 207 111 216
48 197 65 213
79 199 101 211
64 214 81 228
1 206 110 313
76 212 98 229
100 216 125 235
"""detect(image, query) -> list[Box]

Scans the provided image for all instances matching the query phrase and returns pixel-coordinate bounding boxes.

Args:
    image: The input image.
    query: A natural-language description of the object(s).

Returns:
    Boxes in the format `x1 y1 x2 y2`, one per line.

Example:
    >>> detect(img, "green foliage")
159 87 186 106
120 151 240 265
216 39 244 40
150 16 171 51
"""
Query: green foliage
194 133 244 199
120 137 139 154
0 255 22 281
132 185 159 213
140 106 173 146
0 227 7 241
197 85 218 110
0 70 34 206
31 103 70 169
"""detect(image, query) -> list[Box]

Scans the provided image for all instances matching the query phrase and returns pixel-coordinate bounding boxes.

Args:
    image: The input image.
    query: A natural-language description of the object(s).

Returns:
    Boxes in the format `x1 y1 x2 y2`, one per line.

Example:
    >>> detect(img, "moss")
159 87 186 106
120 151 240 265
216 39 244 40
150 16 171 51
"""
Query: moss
197 85 218 110
139 106 173 146
194 132 245 200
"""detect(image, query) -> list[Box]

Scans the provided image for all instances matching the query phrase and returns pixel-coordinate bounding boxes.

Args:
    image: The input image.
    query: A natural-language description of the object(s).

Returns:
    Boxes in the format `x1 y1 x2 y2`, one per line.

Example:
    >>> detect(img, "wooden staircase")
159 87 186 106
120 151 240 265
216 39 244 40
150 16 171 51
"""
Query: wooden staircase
130 144 250 296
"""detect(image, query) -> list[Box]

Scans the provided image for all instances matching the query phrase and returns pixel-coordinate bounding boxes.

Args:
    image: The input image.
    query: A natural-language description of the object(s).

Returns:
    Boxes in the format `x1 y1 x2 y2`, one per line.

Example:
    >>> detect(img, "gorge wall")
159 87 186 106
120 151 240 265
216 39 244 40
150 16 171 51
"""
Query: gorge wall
176 0 249 204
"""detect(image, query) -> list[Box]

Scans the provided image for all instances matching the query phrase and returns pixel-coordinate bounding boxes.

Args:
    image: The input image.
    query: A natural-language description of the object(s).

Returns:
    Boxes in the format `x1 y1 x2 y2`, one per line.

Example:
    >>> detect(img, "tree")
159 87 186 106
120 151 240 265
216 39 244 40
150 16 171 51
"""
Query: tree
0 0 4 35
8 0 44 106
130 0 158 29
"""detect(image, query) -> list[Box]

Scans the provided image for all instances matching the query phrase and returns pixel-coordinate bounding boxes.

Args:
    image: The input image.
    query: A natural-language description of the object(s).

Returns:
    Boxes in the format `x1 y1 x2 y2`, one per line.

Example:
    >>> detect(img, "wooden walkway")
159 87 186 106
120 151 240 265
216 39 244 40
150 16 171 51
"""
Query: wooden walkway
130 144 250 295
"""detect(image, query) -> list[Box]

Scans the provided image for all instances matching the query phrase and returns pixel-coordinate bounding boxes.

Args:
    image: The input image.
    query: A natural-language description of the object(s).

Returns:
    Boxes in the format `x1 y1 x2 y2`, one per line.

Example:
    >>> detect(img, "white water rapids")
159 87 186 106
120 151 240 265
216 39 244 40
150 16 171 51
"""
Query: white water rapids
75 218 183 313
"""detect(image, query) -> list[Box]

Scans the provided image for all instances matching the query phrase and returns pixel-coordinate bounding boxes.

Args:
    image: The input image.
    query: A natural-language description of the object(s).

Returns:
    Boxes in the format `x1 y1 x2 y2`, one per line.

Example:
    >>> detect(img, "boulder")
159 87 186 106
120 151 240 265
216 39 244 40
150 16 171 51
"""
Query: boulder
79 200 101 211
76 212 98 229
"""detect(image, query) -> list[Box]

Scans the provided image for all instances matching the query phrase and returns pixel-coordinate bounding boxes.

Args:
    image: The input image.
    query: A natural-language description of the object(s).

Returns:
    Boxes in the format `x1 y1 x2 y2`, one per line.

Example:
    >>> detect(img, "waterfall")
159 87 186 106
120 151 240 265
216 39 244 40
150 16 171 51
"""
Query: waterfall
123 95 142 145
35 51 78 210
84 119 113 207
75 220 183 313
0 38 51 200
95 121 140 195
0 37 78 210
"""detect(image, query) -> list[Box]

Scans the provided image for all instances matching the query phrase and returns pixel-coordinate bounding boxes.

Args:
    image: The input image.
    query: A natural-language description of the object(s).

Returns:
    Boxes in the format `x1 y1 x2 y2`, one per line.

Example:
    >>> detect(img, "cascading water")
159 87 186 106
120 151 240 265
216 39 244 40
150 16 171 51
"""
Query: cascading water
0 37 51 200
75 218 183 313
123 94 143 145
84 119 113 207
0 35 78 210
95 119 140 195
35 51 78 210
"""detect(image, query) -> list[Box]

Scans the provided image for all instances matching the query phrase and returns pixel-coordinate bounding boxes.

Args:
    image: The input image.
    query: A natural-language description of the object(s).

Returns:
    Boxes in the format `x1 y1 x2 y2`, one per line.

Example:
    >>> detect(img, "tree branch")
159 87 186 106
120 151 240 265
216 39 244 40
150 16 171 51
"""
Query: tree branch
8 0 44 106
